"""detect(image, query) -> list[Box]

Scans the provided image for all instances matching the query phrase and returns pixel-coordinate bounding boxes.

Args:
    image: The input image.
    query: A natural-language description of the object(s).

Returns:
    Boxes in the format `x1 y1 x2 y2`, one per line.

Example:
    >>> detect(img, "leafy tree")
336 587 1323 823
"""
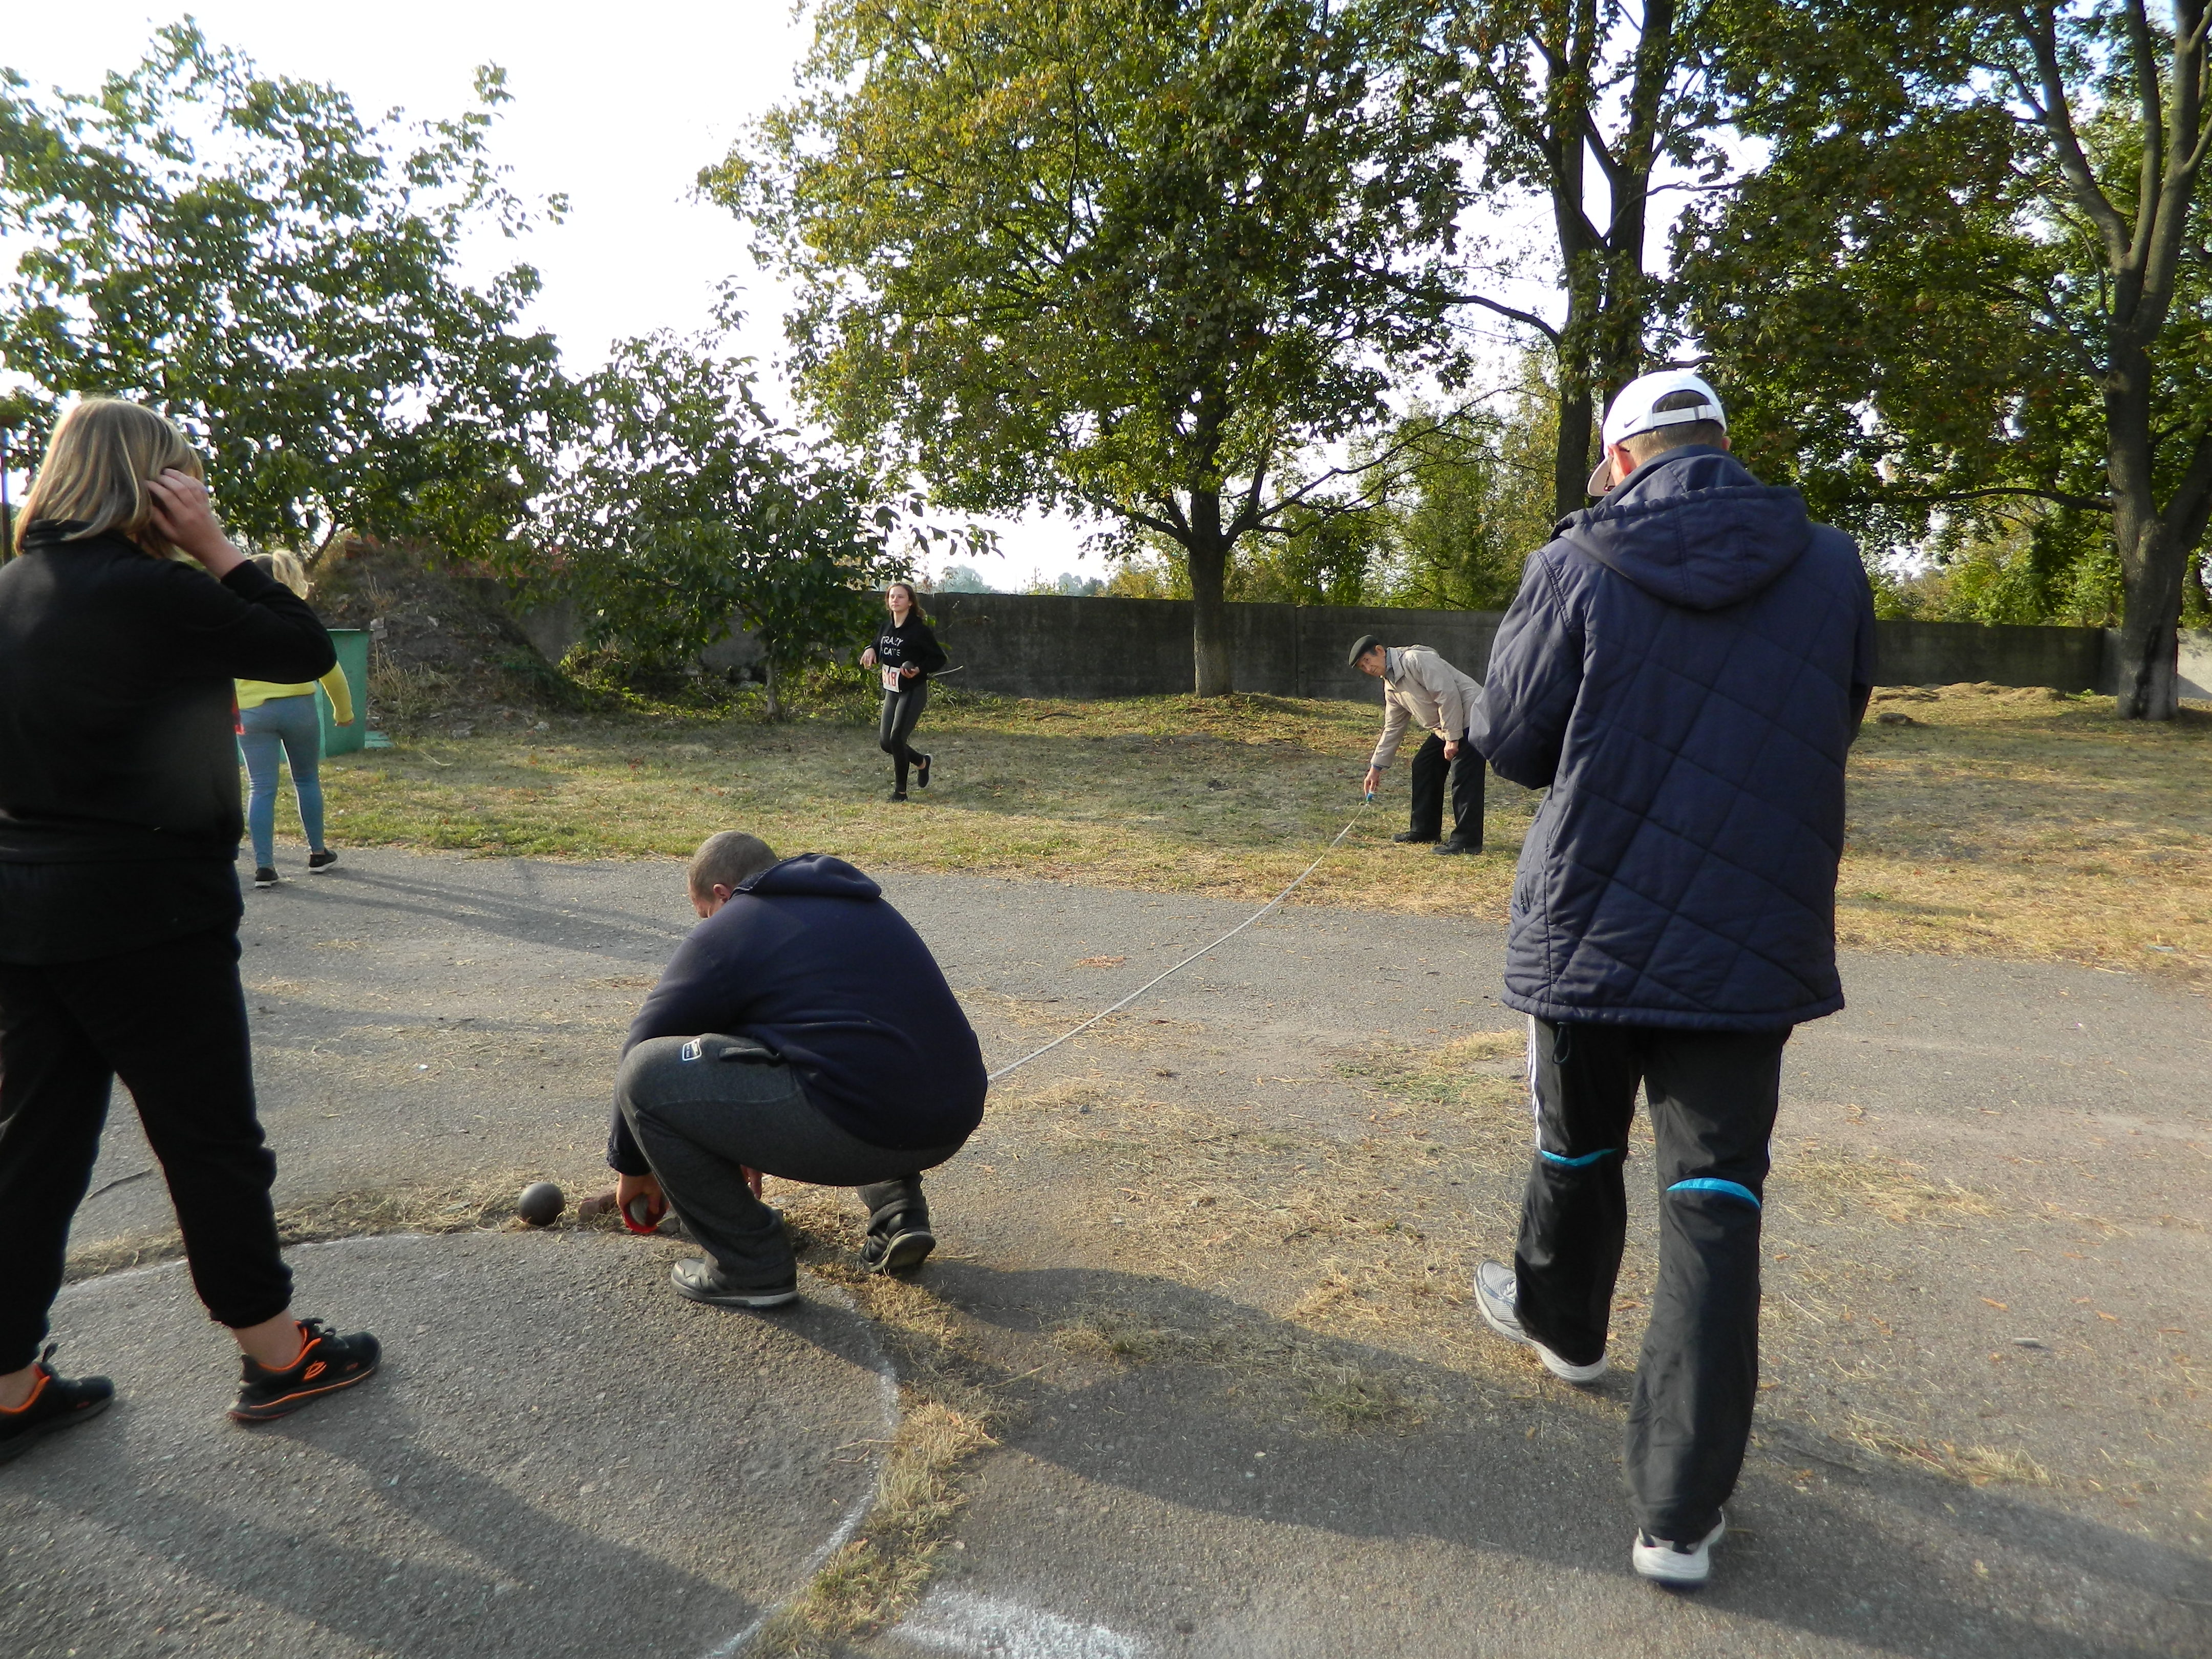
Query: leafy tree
0 24 567 563
1375 369 1559 609
530 334 925 717
715 0 1470 694
1433 0 1734 516
1681 1 2212 718
935 564 998 593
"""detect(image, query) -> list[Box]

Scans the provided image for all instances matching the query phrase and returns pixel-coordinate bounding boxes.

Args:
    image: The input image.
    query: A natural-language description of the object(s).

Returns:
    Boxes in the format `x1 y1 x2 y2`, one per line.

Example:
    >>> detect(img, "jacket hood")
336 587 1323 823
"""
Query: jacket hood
739 852 882 901
1556 446 1813 611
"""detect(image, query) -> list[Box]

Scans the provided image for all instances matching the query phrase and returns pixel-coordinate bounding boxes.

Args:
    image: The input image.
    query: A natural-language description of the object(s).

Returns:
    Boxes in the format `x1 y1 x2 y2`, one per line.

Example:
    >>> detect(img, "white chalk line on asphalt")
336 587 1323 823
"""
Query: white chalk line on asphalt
708 1274 903 1659
984 797 1375 1085
895 1588 1151 1658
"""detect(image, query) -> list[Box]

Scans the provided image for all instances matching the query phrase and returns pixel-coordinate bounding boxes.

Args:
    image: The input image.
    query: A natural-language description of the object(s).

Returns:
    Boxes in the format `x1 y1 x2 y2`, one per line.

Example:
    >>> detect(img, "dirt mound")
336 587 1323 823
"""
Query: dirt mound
309 544 564 734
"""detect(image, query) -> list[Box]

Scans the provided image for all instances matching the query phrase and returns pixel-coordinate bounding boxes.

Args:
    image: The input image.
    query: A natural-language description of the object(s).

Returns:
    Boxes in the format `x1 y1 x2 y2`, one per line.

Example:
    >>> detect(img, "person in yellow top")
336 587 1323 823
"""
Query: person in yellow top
236 551 353 888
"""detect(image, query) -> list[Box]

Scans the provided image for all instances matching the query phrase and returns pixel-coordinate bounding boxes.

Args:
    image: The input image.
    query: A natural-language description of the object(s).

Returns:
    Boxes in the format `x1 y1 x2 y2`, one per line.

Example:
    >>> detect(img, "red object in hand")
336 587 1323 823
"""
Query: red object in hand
621 1192 667 1235
743 1165 763 1200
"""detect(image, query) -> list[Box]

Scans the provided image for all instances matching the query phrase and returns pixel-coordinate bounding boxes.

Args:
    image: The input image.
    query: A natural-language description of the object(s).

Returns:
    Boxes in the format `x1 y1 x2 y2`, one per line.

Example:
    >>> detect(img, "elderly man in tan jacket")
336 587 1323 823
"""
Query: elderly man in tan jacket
1351 634 1486 855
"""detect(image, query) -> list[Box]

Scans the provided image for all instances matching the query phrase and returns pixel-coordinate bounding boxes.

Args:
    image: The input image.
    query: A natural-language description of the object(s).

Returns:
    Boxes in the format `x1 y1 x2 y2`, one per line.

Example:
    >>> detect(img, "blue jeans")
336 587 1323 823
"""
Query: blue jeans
238 694 325 868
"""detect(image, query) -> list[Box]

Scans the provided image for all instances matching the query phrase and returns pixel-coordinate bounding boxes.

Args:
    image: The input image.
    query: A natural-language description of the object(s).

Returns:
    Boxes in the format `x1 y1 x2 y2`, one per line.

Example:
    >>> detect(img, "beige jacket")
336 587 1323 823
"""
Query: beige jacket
1370 645 1482 769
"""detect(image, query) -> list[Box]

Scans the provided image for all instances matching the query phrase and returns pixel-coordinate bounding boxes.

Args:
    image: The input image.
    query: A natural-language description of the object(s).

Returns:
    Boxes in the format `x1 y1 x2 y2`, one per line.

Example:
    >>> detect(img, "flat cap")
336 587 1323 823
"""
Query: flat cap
1347 634 1384 668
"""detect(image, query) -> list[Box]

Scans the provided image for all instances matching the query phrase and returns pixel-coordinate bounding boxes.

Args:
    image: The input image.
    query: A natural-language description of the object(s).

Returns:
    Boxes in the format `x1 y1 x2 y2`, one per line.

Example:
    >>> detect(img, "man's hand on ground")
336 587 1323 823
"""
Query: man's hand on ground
1363 767 1382 796
615 1171 666 1233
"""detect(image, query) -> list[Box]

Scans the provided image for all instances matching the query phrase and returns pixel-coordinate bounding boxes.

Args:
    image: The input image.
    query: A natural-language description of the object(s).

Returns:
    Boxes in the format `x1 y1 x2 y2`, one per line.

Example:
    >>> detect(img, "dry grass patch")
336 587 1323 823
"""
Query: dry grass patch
320 682 2211 974
63 1167 607 1280
1770 1153 2000 1228
1839 1417 2055 1487
751 1397 992 1659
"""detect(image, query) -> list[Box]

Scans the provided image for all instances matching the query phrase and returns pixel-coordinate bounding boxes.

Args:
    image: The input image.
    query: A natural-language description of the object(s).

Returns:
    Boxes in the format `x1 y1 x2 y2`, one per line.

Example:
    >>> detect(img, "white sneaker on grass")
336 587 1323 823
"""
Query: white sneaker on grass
1632 1514 1725 1587
1472 1261 1609 1385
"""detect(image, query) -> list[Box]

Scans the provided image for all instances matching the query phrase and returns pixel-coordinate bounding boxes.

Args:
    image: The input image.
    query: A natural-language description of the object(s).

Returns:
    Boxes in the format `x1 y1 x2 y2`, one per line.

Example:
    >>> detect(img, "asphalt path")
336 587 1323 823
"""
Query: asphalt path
40 849 2212 1656
5 1231 896 1659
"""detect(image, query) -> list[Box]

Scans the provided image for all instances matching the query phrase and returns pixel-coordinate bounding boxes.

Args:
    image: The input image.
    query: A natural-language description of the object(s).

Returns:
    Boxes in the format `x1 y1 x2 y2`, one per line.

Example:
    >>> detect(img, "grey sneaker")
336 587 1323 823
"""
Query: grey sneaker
670 1258 798 1310
1632 1514 1726 1587
1473 1261 1608 1384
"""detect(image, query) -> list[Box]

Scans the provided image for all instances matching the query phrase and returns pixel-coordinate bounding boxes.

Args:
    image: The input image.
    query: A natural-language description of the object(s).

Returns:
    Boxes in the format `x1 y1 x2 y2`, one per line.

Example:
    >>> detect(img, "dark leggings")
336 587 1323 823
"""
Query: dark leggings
0 926 293 1370
878 680 930 789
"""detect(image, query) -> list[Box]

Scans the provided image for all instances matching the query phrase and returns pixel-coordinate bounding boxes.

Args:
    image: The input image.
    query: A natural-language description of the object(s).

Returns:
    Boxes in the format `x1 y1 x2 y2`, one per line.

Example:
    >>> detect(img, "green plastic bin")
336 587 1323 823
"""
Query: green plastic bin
318 629 371 757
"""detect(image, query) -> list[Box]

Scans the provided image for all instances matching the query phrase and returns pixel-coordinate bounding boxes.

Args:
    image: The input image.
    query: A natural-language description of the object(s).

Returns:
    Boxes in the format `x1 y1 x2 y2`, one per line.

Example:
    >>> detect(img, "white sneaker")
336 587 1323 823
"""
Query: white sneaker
1632 1514 1726 1587
1472 1261 1609 1385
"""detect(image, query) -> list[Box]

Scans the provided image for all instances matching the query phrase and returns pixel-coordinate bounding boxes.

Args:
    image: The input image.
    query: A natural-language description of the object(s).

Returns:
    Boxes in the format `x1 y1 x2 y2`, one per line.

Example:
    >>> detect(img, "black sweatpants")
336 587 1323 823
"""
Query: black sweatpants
616 1034 965 1284
0 926 293 1371
1511 1016 1789 1542
878 680 930 790
1408 732 1484 845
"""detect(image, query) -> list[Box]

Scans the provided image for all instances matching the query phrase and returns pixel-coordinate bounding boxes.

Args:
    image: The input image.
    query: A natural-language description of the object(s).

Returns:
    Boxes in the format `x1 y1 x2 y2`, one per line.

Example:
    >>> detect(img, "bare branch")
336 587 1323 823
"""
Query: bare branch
2004 5 2132 260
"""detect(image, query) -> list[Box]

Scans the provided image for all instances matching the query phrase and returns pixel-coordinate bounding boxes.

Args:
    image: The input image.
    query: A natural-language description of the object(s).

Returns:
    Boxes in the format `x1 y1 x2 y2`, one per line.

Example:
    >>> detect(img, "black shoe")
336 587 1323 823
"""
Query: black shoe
307 849 338 873
253 866 280 888
1392 831 1439 844
860 1211 937 1274
889 789 908 802
0 1346 114 1464
229 1318 381 1423
670 1258 799 1310
1434 837 1482 856
916 754 932 789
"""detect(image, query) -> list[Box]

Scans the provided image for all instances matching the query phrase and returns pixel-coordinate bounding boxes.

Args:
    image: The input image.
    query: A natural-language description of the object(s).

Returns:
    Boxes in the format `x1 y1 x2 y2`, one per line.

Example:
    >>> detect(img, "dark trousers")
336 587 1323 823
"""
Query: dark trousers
1408 732 1484 845
616 1034 965 1284
1511 1016 1789 1541
0 927 292 1371
878 681 930 789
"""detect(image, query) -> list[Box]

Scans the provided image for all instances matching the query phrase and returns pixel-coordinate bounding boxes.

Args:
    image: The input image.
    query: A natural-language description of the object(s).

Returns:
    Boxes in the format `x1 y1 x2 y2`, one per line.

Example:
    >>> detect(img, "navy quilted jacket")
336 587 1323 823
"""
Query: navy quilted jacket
1470 446 1876 1031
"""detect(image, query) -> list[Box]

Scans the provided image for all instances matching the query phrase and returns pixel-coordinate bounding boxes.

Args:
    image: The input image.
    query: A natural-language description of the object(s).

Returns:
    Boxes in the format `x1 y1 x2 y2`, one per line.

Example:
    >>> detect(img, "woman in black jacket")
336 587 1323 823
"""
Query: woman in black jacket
0 400 380 1462
859 582 947 801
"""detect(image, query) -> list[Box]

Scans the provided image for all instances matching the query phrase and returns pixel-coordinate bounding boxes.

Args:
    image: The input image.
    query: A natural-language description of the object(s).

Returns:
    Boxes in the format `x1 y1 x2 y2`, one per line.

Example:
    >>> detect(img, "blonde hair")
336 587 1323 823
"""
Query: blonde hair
250 549 311 598
17 398 204 556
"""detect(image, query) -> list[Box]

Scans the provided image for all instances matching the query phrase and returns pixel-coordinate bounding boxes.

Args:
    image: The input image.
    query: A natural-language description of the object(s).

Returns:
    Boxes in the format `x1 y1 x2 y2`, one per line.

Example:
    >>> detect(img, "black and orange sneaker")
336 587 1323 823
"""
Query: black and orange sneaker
228 1318 381 1423
0 1345 114 1464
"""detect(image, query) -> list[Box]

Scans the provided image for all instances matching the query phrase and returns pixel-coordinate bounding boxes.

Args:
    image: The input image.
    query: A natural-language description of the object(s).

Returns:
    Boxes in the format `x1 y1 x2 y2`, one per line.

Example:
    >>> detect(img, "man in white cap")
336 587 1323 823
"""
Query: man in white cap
1466 369 1877 1587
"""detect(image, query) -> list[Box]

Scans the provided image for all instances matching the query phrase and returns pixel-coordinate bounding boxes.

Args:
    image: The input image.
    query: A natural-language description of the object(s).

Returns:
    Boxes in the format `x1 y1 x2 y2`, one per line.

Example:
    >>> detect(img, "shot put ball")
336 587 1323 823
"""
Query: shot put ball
517 1181 565 1226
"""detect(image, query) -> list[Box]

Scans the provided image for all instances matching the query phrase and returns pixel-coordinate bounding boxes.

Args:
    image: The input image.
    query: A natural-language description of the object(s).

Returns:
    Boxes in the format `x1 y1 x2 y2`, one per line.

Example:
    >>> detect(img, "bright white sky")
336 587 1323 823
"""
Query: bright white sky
3 1 1094 586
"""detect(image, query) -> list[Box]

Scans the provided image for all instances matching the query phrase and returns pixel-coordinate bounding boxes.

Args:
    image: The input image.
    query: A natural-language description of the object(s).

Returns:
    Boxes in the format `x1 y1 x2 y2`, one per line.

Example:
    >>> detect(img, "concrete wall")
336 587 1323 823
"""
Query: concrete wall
494 584 2211 705
921 592 1503 702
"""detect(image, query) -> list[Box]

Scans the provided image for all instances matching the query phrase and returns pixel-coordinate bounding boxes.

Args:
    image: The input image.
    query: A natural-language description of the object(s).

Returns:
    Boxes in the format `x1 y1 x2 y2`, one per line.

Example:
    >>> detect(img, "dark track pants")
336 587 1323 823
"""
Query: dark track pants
878 681 930 791
0 927 292 1371
1509 1016 1789 1541
1408 732 1484 845
616 1034 964 1283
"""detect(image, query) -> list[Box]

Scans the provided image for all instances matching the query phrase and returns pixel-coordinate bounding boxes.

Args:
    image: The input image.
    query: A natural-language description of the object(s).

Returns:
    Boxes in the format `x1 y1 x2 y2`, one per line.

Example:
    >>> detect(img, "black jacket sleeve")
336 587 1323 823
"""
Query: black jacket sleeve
1469 552 1584 789
911 620 948 676
141 558 337 683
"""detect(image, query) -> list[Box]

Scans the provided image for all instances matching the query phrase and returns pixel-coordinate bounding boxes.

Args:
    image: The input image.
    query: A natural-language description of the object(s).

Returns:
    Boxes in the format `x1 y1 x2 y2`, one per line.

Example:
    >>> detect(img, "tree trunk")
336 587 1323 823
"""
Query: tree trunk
2113 517 2183 719
762 653 783 720
1186 487 1233 697
2107 342 2182 720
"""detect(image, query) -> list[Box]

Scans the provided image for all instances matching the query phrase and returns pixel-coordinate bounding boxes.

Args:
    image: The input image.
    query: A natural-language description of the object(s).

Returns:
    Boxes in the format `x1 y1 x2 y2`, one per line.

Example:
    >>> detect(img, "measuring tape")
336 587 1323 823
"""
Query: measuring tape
986 794 1376 1084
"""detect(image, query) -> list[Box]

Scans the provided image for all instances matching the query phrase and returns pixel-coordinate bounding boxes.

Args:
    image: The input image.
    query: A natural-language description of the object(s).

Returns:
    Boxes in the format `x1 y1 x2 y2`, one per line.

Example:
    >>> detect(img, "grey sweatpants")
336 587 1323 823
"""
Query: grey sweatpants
616 1034 965 1282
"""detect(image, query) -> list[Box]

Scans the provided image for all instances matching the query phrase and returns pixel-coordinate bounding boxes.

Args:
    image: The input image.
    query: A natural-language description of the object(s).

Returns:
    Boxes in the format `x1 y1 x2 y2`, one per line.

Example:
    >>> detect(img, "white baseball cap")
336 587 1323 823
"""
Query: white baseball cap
1587 369 1728 496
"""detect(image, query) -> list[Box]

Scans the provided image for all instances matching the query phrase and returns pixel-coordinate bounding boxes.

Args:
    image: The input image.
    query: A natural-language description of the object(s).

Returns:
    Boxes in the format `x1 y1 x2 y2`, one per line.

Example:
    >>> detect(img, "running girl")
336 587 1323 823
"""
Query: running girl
237 550 354 889
859 582 946 801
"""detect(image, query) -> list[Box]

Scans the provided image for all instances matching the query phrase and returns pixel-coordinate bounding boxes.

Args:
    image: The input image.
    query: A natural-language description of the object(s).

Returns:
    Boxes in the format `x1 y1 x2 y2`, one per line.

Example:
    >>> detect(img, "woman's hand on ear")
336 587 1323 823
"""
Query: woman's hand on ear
146 471 246 576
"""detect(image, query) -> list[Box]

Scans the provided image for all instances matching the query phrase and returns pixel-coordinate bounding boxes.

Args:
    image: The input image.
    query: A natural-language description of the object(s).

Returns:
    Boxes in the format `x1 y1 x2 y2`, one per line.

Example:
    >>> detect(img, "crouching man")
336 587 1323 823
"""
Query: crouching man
609 832 987 1309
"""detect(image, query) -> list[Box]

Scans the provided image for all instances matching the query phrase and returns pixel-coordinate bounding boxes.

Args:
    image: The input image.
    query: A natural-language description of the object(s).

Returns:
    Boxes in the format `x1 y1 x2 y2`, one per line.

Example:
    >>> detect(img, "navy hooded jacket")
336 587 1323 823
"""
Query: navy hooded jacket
607 854 987 1173
1470 446 1877 1031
